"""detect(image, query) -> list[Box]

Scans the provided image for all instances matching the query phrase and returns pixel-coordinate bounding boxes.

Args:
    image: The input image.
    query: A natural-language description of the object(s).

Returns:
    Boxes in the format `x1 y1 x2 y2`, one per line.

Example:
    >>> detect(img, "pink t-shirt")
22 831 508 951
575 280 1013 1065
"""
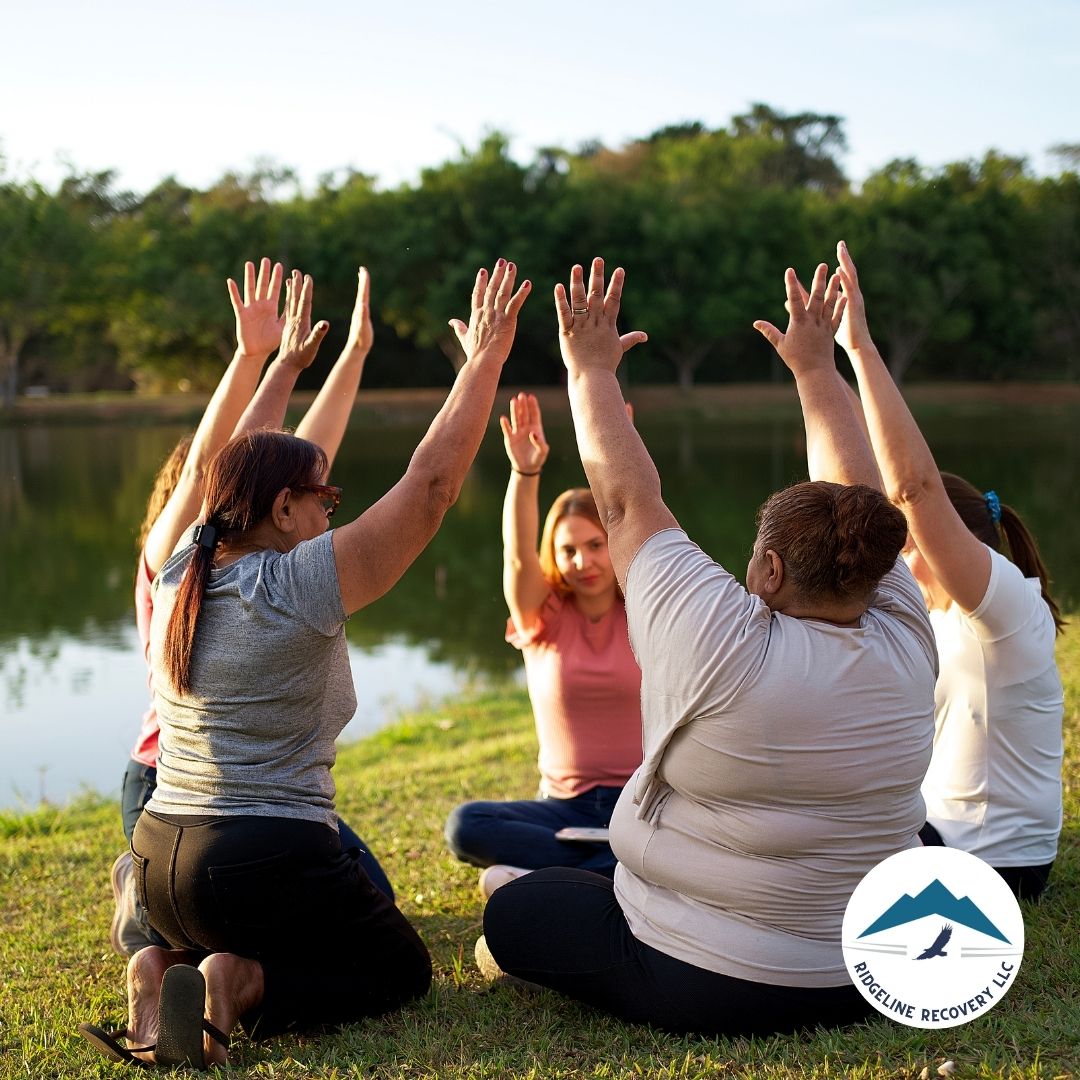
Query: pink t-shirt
506 591 642 799
129 551 159 767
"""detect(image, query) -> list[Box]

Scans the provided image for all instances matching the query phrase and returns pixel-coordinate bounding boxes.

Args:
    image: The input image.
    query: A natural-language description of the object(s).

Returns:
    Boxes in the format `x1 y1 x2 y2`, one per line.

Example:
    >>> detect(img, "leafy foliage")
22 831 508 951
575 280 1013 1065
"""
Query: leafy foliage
4 107 1080 400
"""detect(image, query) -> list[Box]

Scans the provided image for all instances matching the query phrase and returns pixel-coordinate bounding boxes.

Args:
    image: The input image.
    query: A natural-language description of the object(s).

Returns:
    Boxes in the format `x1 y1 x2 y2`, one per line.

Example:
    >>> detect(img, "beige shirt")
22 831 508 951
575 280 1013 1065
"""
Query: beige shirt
611 529 937 987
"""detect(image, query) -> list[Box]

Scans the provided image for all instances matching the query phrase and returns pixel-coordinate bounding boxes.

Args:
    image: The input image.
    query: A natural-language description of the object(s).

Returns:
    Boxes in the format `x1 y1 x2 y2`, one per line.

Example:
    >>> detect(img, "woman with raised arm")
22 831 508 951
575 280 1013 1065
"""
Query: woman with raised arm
110 262 389 960
834 240 1064 902
80 260 530 1070
478 258 936 1039
444 392 642 894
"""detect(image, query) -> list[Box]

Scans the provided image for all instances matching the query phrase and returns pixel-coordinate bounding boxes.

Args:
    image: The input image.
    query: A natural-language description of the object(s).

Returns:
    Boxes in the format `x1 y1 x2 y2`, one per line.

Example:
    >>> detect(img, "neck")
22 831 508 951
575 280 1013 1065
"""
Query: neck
572 587 618 622
771 594 867 627
213 522 285 567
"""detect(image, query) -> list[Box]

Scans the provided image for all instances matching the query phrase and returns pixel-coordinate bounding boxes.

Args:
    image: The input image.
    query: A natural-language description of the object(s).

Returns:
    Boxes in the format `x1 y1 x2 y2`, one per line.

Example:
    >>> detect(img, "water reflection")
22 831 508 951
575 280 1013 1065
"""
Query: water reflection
1 399 1077 808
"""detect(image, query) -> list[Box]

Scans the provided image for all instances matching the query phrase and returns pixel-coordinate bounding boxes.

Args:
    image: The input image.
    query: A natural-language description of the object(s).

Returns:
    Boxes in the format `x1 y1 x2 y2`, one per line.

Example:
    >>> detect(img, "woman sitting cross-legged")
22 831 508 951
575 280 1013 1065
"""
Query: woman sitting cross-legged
479 258 937 1039
444 392 642 895
78 259 531 1069
833 240 1065 901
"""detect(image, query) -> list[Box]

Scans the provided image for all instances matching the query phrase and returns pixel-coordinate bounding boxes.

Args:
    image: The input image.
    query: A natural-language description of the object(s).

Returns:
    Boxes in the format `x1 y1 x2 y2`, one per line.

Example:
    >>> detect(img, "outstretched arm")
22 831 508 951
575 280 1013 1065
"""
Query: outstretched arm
232 269 331 439
500 392 551 632
836 241 990 610
557 258 676 585
753 262 878 489
143 257 283 574
295 266 373 473
332 260 531 615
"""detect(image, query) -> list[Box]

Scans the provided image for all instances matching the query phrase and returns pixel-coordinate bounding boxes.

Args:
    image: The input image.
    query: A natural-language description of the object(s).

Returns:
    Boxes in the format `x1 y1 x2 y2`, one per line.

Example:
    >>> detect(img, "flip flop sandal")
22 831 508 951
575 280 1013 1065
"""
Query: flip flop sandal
155 964 210 1070
76 1023 152 1067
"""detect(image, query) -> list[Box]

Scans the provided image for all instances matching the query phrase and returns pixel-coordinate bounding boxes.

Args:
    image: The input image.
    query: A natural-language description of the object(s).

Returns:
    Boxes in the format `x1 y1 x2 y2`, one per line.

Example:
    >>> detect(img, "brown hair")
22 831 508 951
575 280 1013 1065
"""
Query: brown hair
138 434 194 551
754 481 907 603
162 430 328 694
538 488 606 596
940 472 1065 634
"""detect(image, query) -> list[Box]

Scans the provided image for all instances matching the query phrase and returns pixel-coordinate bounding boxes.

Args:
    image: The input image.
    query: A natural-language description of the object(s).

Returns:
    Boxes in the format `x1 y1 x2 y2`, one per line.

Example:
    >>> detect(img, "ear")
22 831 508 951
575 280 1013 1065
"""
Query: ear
270 487 298 534
762 549 785 596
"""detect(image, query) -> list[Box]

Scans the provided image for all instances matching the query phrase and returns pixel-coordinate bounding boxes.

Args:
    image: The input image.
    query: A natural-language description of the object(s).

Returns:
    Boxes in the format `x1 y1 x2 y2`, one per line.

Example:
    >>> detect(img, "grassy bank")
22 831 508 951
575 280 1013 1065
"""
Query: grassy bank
2 630 1078 1079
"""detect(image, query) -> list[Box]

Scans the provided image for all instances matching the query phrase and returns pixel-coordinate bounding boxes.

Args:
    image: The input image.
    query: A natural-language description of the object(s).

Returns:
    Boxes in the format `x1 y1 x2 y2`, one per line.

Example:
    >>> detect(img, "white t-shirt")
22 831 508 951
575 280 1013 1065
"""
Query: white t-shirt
922 546 1063 867
610 529 938 988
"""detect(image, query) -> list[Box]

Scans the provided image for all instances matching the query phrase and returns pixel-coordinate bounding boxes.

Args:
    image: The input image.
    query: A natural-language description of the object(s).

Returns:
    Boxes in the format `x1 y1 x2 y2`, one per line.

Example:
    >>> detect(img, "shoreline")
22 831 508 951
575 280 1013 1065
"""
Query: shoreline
5 381 1080 425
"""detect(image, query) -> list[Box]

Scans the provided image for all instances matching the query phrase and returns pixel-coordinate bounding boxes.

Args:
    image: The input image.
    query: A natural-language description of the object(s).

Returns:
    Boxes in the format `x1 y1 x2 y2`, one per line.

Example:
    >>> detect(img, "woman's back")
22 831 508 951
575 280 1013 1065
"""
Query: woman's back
147 531 353 828
610 530 937 986
924 545 1064 865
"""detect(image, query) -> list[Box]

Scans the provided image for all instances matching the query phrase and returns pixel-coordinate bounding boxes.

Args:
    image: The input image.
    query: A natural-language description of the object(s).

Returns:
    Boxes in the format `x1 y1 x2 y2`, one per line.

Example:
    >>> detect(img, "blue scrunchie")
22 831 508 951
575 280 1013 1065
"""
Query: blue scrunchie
984 490 1002 525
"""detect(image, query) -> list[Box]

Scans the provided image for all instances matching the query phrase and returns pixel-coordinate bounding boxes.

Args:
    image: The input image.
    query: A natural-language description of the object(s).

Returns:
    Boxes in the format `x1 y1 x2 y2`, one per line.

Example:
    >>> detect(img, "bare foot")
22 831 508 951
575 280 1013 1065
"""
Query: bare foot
199 952 264 1067
126 946 197 1064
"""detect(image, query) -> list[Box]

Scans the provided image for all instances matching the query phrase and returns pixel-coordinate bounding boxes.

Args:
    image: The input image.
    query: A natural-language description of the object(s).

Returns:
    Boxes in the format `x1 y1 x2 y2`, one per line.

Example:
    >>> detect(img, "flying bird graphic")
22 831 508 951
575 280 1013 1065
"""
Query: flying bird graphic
915 923 953 960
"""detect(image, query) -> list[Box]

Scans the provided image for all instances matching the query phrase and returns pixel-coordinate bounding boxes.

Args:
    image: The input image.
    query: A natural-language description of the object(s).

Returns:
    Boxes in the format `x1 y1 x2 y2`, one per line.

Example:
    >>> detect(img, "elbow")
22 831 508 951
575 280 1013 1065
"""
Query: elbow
600 498 628 537
887 477 937 514
423 475 458 528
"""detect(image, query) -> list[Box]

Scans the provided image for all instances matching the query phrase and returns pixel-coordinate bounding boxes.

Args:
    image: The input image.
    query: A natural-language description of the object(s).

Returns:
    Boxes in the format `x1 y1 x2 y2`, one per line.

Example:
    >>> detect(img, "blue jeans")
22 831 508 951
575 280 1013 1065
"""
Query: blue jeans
444 786 622 876
121 757 394 901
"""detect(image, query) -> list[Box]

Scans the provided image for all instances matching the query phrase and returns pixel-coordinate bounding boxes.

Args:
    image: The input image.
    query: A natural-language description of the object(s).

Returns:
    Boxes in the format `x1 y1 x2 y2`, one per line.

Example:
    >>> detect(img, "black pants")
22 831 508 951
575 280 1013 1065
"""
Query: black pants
483 868 872 1038
132 810 431 1039
918 822 1054 902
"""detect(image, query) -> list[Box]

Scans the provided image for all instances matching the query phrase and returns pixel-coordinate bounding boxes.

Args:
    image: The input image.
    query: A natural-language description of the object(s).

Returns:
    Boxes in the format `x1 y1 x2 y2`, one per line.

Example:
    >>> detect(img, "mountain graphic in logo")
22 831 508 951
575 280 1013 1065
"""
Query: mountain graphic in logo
858 879 1010 943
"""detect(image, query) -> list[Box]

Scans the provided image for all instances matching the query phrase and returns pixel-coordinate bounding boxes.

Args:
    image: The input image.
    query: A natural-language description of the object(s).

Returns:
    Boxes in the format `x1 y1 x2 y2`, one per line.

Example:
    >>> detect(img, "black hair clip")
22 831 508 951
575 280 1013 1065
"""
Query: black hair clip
193 524 218 549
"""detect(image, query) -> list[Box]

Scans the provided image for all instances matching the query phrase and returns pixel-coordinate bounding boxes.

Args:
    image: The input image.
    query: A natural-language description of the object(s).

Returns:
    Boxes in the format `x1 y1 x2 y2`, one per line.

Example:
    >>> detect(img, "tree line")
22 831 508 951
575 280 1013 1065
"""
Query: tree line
2 104 1079 407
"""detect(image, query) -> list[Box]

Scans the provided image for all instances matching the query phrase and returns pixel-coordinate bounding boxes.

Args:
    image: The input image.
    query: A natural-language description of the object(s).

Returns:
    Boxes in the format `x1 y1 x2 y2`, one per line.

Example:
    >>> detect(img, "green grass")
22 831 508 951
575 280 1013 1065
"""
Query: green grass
2 633 1079 1079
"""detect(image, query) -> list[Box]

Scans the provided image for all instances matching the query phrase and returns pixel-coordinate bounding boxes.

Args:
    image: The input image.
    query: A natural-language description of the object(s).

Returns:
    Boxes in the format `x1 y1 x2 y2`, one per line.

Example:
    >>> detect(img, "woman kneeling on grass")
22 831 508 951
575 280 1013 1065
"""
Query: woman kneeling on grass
478 258 937 1038
79 259 530 1069
444 392 642 895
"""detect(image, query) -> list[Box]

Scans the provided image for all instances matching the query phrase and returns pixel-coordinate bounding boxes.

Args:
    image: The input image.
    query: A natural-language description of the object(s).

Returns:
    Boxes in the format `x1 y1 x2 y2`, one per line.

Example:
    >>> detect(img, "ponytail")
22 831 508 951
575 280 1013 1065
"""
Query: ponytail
999 505 1066 635
159 429 329 696
940 472 1066 636
161 532 216 695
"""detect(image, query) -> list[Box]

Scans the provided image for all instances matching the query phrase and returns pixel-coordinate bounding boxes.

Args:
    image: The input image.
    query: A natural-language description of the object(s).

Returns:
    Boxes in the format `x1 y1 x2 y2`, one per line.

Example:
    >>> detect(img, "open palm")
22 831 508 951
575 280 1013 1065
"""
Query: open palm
500 392 549 473
227 257 285 358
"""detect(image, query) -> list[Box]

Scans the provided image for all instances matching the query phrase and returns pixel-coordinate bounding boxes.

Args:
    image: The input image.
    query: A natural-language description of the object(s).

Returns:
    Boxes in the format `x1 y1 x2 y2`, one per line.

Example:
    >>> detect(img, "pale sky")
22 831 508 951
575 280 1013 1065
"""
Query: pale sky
3 0 1077 194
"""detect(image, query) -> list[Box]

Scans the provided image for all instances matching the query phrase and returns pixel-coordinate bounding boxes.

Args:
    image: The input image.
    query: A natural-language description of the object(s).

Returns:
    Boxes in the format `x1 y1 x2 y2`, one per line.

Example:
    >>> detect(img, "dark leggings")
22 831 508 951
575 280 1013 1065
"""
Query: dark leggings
132 810 431 1039
483 868 873 1038
121 758 394 900
918 822 1054 902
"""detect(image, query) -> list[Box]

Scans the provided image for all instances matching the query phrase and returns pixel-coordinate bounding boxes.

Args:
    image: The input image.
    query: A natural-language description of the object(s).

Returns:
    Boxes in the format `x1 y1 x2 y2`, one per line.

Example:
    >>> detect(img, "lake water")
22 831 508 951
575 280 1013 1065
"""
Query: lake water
2 393 1077 809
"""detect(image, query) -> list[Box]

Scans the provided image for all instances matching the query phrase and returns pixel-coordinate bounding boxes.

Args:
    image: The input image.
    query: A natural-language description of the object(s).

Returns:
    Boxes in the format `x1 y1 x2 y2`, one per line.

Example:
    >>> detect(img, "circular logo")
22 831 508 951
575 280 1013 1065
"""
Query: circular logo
842 847 1024 1028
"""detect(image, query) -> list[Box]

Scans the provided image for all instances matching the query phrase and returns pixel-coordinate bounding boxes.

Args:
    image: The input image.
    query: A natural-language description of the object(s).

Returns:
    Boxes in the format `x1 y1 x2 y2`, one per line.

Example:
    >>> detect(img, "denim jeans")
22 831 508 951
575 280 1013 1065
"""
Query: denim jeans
444 785 623 875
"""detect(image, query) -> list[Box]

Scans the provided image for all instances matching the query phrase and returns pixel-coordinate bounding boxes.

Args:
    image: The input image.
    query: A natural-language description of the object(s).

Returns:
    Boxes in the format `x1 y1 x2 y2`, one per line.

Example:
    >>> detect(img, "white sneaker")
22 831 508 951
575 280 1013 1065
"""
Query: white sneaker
477 864 531 899
109 851 155 957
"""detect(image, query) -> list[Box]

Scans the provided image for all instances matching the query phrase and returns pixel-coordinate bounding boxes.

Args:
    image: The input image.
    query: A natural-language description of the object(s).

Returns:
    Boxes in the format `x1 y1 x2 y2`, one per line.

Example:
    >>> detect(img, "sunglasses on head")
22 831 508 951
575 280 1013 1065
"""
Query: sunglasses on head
293 483 343 518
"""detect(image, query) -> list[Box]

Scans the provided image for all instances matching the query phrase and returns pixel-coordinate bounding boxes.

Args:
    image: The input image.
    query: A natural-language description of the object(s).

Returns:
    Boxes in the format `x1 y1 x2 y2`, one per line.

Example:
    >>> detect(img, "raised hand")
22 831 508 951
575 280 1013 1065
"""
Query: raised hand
834 241 874 354
277 270 330 371
227 257 285 359
753 263 846 378
500 392 550 474
448 259 531 366
344 266 374 357
555 258 648 375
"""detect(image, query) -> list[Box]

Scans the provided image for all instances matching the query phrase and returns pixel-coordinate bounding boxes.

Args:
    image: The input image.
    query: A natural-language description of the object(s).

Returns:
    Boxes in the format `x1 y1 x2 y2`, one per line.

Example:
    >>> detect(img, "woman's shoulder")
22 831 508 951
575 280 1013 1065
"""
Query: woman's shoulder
506 589 565 649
